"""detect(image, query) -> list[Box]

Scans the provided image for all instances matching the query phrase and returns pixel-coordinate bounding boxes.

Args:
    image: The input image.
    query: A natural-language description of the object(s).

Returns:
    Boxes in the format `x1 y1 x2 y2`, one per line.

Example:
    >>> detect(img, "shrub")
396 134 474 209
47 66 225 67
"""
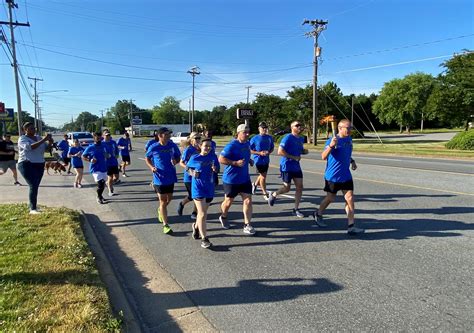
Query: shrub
445 130 474 150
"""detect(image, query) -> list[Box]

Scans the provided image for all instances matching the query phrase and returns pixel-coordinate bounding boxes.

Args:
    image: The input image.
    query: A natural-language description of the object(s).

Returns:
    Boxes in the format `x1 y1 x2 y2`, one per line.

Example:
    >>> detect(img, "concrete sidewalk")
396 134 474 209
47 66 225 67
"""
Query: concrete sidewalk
0 169 216 332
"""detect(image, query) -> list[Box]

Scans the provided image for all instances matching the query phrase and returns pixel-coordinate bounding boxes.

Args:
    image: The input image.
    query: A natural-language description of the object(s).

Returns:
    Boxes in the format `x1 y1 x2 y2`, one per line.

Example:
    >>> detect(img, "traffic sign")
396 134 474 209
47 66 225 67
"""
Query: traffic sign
0 108 14 122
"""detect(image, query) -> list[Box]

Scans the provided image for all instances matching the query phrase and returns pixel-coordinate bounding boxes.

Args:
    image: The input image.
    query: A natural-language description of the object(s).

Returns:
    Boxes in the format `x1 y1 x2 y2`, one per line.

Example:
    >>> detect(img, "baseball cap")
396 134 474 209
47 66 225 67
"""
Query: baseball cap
258 121 268 128
236 124 249 133
157 127 172 134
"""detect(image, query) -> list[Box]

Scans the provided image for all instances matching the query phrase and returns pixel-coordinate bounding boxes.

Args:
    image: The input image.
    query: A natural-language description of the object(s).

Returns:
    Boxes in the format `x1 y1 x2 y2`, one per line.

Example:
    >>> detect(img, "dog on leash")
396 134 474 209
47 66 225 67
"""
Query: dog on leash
45 161 67 175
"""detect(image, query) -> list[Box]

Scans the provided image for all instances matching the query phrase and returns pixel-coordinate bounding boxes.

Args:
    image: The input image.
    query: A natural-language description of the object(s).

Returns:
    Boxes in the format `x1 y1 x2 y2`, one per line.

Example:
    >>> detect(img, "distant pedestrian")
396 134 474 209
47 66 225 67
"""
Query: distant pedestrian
186 138 220 248
0 133 21 186
67 139 84 188
17 122 54 214
82 132 109 204
218 124 256 235
313 119 364 235
267 121 308 218
102 131 120 196
57 134 72 174
117 132 132 177
250 121 274 200
145 127 181 234
177 132 201 220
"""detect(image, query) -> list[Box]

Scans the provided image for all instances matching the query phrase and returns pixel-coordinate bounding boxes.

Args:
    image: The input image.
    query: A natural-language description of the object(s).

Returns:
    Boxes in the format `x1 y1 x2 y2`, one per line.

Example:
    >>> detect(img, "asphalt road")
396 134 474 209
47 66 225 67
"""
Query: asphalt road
82 138 473 331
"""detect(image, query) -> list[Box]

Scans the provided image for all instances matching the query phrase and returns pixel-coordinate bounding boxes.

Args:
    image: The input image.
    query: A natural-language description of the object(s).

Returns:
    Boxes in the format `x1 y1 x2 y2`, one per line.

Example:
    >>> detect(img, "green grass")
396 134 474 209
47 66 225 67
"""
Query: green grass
0 204 121 332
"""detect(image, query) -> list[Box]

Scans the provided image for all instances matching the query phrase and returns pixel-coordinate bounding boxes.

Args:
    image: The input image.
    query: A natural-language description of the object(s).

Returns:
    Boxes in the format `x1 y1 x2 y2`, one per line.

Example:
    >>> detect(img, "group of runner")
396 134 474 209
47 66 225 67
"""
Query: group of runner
25 118 363 249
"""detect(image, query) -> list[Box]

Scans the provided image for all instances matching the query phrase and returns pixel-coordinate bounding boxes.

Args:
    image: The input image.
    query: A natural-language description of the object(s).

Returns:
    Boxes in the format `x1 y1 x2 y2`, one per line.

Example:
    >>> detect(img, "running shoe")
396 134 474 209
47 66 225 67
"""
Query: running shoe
192 223 200 240
14 181 21 186
348 225 365 235
219 215 229 229
312 209 327 227
243 224 256 235
190 212 197 220
251 182 258 195
201 237 212 249
263 194 269 201
177 202 184 216
73 182 77 188
163 224 173 234
267 192 276 206
97 197 106 204
77 183 82 188
292 209 305 218
108 191 115 197
29 209 41 215
122 173 128 178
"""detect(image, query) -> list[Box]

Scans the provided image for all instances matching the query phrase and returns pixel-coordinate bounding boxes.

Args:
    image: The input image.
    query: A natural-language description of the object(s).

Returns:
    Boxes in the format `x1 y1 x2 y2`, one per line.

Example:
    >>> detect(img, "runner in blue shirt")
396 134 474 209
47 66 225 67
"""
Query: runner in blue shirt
117 132 132 177
203 129 219 185
145 130 159 152
250 121 274 200
218 124 256 235
186 138 219 249
57 134 72 174
67 139 84 188
145 127 181 234
267 121 308 218
83 132 109 204
177 132 201 220
102 131 120 197
313 119 364 235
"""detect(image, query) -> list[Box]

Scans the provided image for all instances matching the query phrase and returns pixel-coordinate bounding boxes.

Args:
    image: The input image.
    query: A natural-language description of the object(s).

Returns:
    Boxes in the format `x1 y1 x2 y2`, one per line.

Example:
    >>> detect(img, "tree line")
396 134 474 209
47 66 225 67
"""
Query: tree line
8 52 468 137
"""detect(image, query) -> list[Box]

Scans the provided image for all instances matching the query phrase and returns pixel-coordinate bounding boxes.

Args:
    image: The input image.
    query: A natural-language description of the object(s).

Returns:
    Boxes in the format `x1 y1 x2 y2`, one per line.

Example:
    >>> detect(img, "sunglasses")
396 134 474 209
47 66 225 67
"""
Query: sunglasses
294 124 303 127
339 126 353 130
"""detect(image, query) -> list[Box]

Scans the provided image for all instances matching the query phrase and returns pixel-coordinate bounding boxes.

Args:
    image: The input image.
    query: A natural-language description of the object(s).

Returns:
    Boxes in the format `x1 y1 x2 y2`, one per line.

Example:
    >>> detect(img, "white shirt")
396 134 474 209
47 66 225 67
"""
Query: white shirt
18 135 48 163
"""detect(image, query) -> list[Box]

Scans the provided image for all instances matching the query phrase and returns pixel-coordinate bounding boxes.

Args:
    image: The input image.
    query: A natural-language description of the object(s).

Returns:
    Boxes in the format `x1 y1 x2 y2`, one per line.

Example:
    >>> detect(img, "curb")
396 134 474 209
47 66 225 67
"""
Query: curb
80 210 143 333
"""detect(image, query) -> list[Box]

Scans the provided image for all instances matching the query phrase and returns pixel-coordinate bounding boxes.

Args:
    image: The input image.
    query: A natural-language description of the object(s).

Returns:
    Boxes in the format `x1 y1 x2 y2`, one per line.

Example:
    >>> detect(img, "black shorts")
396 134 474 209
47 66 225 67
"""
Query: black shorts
153 184 174 194
194 197 213 203
256 164 269 174
223 181 252 198
121 155 131 163
184 181 192 200
281 170 303 184
62 157 71 164
324 179 354 194
107 165 119 176
213 173 219 186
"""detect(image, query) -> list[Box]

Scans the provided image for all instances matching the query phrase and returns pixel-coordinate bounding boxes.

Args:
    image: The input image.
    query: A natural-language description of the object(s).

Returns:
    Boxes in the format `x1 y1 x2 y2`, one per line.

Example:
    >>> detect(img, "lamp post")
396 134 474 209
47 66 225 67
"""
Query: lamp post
36 89 68 135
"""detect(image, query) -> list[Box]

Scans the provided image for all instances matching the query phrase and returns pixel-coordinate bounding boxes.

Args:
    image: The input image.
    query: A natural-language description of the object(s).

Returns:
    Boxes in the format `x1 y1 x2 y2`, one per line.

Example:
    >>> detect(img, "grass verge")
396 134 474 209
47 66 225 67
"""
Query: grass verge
0 204 121 332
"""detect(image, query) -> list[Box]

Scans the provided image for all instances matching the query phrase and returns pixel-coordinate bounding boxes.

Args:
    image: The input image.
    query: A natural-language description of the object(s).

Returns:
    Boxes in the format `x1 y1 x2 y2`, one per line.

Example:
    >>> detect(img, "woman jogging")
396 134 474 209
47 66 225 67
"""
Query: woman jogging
186 138 220 248
68 139 84 188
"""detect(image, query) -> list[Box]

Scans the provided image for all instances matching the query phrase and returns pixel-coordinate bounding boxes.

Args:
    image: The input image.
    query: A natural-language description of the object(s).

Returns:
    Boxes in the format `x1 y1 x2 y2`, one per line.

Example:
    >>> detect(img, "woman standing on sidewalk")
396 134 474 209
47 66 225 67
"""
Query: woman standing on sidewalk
68 139 84 188
17 122 54 214
186 138 220 249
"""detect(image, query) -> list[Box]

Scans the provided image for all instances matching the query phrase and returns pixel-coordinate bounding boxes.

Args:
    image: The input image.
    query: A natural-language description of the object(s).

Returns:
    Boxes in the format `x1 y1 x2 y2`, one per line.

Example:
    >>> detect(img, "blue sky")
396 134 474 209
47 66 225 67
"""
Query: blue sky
1 0 473 127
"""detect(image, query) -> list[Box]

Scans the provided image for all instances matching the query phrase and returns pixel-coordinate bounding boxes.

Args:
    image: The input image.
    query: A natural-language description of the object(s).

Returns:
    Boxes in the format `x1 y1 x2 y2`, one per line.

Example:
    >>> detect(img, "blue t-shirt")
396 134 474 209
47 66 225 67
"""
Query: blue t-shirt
68 146 84 168
220 139 251 184
145 138 159 151
279 134 304 172
181 146 199 183
250 134 274 165
145 141 181 186
58 139 69 159
324 136 353 183
83 143 108 173
117 137 131 156
102 140 119 167
187 153 216 199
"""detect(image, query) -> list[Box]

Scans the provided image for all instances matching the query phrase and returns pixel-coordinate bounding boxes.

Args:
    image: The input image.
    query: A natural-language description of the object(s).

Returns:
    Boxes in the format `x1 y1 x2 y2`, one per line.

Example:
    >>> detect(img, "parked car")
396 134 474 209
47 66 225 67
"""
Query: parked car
67 132 94 147
170 132 190 144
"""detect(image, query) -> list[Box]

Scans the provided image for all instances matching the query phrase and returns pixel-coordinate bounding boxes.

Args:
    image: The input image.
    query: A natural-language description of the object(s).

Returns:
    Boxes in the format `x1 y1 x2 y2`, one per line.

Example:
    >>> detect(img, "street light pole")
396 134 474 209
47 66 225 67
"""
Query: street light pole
187 66 200 132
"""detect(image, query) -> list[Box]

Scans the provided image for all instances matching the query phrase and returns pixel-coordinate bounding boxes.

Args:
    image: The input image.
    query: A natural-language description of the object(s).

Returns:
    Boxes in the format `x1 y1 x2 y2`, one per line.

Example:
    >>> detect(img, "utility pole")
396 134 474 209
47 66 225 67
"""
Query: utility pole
187 66 200 132
351 95 354 124
303 18 328 146
100 109 104 130
246 85 252 104
188 98 191 131
129 99 135 137
1 0 30 135
28 77 43 131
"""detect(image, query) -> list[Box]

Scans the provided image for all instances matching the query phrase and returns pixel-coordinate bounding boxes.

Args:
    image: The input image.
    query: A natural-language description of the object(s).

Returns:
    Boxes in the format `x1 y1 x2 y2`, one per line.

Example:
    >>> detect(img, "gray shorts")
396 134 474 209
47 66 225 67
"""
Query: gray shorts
0 160 16 172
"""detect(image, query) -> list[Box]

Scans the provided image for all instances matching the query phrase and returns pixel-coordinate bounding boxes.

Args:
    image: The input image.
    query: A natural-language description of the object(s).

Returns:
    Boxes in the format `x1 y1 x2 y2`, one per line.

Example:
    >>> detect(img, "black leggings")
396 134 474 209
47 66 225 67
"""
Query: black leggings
97 179 106 199
17 161 45 210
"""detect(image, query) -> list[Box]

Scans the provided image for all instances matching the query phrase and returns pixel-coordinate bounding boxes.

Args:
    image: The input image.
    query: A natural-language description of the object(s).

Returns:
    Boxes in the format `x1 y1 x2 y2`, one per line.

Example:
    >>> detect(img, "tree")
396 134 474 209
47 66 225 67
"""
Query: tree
373 72 436 132
426 52 474 130
105 100 139 134
75 112 100 133
151 96 186 125
253 93 287 133
6 111 34 135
